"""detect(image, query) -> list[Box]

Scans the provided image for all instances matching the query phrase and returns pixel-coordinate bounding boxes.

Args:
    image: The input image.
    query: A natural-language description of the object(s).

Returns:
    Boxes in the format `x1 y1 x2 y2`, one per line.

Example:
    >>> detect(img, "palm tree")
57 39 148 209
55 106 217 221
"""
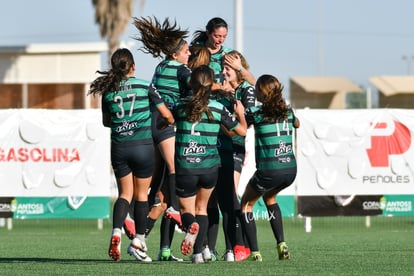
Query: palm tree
92 0 134 58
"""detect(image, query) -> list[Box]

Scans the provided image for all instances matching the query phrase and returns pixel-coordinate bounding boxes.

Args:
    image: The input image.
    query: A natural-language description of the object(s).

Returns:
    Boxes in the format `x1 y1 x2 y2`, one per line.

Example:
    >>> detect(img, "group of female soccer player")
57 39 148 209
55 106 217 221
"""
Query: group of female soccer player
89 16 300 264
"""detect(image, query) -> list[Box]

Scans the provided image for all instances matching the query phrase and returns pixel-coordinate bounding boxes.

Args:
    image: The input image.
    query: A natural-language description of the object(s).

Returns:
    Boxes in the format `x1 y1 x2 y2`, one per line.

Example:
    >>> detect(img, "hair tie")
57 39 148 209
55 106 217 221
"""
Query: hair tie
170 39 186 54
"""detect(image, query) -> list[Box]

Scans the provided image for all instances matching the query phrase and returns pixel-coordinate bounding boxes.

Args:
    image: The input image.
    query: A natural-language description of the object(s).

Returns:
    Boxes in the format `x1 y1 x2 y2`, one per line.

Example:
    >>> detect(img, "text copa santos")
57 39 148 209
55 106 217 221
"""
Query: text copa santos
0 147 80 162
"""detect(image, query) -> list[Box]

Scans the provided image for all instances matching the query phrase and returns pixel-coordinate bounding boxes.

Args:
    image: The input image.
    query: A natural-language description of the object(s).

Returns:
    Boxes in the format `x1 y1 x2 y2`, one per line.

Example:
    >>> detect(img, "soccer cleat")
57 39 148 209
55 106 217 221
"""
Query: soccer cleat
127 243 152 262
168 254 184 262
234 244 249 262
250 251 263 262
159 247 171 261
123 216 136 240
223 250 235 262
202 246 212 261
152 194 161 207
157 247 183 261
277 242 290 260
165 206 183 229
192 253 204 264
244 246 251 256
108 235 121 261
175 224 184 233
210 250 218 262
131 236 148 252
181 222 199 255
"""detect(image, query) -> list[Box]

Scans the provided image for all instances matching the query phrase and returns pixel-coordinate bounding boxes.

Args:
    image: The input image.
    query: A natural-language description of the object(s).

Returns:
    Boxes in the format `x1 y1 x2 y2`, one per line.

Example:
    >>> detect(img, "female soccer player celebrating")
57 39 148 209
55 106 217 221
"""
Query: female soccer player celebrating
173 65 246 263
240 74 300 262
89 48 173 262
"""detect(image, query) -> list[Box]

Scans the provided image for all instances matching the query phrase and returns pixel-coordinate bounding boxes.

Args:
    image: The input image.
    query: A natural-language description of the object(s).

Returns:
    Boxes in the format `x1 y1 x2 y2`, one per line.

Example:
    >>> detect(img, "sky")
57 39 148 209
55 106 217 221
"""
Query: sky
1 0 414 102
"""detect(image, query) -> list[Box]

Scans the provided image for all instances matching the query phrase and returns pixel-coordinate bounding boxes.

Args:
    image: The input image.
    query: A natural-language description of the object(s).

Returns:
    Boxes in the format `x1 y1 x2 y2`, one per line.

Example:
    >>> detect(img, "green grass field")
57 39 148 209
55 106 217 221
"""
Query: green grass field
0 216 413 275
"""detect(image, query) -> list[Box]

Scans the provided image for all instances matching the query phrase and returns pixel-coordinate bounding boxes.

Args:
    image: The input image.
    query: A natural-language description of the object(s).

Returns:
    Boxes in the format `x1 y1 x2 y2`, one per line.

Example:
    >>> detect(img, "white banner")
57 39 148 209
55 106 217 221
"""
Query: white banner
0 109 111 197
295 108 414 196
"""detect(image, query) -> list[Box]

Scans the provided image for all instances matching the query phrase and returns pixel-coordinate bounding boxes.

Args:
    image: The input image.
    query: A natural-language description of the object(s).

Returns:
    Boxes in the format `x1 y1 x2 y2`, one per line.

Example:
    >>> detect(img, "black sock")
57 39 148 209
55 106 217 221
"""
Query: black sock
267 203 284 244
181 212 195 231
241 211 259 252
194 215 208 254
168 173 179 210
113 197 129 229
221 211 233 250
168 217 176 246
160 216 174 248
145 217 156 237
128 199 135 219
207 207 219 250
234 210 245 246
134 200 149 235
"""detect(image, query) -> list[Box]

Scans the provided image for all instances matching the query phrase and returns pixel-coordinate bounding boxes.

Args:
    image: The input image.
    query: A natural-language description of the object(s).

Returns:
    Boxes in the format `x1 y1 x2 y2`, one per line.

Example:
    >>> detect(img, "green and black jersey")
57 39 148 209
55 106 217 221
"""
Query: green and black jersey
246 106 298 174
209 46 232 83
174 99 239 175
193 41 232 83
151 59 192 110
102 77 164 144
217 81 256 153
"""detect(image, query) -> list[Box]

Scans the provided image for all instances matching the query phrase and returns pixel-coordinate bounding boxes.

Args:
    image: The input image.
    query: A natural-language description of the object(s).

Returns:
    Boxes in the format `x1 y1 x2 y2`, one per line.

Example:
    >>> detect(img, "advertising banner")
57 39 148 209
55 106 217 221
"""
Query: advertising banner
0 109 111 219
295 109 414 216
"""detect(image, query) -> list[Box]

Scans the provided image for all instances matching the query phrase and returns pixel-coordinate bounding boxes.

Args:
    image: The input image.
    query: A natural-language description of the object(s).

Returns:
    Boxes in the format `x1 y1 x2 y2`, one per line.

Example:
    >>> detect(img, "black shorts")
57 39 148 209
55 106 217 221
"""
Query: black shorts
233 152 245 173
248 170 296 194
111 142 154 178
176 168 219 198
219 150 245 173
151 110 175 145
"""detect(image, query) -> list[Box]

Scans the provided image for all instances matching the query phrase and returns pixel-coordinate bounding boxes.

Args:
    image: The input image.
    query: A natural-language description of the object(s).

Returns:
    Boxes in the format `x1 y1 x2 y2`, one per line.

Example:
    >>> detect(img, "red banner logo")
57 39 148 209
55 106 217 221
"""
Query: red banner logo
366 121 411 167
